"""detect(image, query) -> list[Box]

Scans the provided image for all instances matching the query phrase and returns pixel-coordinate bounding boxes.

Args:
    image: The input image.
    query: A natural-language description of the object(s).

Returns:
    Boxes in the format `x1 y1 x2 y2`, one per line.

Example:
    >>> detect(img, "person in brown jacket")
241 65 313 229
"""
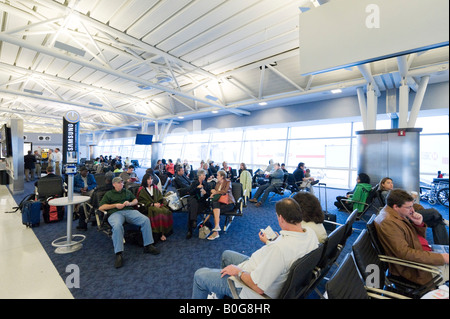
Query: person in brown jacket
374 189 448 286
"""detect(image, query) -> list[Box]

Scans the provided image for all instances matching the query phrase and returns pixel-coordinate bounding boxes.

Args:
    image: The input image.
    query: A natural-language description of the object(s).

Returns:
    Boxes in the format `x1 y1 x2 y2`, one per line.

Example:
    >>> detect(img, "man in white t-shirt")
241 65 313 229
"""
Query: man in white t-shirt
192 197 319 299
53 148 63 175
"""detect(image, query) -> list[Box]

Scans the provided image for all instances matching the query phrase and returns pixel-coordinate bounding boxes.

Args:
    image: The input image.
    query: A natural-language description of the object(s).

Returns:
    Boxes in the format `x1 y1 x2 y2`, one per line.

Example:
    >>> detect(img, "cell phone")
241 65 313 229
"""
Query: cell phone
260 225 277 241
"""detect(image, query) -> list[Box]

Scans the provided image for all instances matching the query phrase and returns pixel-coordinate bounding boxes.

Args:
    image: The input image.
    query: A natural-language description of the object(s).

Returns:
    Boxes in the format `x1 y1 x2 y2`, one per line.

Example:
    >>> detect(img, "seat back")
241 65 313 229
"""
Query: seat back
277 244 324 299
326 253 370 299
37 177 64 199
342 209 359 244
90 187 111 210
351 229 385 286
94 173 106 188
366 214 385 255
318 224 347 269
231 182 244 214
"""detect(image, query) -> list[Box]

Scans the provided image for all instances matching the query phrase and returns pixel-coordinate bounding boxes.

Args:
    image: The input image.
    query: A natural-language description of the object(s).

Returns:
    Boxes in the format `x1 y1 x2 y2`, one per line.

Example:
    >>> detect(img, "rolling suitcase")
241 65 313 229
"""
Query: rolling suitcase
22 200 41 227
317 182 337 233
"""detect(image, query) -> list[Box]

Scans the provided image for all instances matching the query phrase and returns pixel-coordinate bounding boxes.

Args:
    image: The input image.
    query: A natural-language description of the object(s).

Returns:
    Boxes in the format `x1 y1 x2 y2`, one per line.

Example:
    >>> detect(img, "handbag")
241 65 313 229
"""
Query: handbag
198 224 211 239
218 194 229 204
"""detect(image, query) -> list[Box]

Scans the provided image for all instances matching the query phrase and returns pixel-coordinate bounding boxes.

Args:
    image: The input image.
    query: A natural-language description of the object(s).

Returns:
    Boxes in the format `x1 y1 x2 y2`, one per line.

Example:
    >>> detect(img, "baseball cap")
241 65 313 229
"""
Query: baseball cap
112 177 123 184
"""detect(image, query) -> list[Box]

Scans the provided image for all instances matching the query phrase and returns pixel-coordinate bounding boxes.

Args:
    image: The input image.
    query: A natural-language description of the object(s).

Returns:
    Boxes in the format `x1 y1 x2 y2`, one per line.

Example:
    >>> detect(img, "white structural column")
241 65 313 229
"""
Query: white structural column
357 87 368 129
366 84 378 130
356 84 378 130
408 76 430 128
398 79 410 128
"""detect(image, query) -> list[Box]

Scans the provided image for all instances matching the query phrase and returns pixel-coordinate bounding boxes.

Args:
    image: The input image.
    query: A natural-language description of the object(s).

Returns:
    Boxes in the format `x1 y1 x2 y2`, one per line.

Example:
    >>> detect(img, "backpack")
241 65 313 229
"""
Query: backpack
8 193 36 213
42 196 65 223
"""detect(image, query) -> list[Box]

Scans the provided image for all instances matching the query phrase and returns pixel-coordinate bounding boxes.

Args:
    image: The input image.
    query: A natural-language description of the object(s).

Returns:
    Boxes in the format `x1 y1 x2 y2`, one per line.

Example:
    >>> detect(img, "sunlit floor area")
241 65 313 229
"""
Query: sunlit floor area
0 185 73 299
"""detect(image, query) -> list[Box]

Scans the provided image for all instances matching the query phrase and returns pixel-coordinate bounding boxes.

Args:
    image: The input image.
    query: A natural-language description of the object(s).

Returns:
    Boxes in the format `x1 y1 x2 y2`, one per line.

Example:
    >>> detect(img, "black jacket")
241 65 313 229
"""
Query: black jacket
188 178 211 201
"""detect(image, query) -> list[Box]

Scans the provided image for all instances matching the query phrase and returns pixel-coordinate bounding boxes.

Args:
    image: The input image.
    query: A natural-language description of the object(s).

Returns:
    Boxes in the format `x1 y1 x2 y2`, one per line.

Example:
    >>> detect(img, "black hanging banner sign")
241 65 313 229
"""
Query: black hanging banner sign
63 111 80 165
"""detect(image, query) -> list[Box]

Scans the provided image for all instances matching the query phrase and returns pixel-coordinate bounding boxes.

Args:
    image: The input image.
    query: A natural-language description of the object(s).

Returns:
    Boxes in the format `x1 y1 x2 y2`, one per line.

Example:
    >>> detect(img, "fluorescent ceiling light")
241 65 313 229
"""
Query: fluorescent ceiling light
259 102 268 106
178 116 184 119
54 41 86 56
331 89 342 94
211 110 219 114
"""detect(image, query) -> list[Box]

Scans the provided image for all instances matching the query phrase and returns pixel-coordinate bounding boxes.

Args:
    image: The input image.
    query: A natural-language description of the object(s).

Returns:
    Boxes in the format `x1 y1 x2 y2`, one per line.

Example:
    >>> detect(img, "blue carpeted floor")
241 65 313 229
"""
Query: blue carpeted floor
10 172 449 299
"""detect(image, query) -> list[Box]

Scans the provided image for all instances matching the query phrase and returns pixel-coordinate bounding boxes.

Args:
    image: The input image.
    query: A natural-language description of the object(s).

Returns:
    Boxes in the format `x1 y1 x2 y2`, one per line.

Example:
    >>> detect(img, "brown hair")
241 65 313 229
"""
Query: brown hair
292 192 324 223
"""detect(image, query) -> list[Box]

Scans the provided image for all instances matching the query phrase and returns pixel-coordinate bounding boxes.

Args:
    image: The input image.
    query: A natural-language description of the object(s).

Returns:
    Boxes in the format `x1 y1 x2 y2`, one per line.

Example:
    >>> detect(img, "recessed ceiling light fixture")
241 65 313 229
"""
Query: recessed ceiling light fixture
138 84 153 90
331 89 342 94
211 110 219 114
259 102 268 106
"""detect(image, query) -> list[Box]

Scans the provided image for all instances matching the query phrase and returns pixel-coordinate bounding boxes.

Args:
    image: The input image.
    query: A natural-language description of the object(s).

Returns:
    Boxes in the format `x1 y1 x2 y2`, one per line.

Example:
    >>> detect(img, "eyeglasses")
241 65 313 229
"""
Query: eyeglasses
401 205 414 210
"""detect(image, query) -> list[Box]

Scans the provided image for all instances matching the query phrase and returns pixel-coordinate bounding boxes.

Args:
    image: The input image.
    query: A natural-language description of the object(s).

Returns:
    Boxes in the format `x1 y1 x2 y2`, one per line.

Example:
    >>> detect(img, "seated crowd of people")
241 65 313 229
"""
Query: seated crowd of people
33 156 448 298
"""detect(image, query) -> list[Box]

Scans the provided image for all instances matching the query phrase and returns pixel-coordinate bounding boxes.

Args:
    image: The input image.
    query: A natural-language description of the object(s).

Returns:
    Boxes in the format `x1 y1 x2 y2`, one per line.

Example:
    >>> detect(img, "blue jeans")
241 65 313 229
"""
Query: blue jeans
253 183 277 204
108 209 154 254
192 250 249 299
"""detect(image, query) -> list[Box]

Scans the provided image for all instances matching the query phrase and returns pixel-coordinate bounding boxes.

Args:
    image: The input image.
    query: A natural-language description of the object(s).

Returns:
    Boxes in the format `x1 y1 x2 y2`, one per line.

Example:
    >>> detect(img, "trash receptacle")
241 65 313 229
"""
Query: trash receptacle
0 170 8 185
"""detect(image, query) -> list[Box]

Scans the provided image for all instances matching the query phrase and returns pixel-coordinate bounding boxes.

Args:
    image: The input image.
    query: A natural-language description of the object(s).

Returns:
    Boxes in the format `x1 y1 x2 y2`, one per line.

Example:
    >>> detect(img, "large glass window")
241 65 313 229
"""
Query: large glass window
241 140 287 170
93 114 448 190
291 123 352 139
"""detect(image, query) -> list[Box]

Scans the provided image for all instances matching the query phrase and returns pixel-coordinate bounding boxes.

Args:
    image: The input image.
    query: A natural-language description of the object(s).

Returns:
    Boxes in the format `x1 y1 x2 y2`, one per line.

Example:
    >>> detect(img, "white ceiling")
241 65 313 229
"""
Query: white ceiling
0 0 448 134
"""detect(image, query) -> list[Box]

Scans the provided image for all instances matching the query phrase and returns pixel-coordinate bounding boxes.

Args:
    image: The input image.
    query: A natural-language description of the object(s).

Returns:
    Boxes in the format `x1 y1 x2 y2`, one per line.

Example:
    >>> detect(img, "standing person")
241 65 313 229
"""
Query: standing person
53 148 62 175
47 149 54 171
139 173 173 242
34 150 42 179
192 198 319 299
208 170 235 241
99 177 160 268
374 189 448 286
24 150 36 182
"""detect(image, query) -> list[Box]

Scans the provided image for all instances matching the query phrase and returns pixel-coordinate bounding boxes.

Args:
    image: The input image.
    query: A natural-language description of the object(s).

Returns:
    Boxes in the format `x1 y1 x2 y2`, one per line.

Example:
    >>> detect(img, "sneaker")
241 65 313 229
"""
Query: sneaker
207 232 220 240
311 180 320 186
143 244 160 255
